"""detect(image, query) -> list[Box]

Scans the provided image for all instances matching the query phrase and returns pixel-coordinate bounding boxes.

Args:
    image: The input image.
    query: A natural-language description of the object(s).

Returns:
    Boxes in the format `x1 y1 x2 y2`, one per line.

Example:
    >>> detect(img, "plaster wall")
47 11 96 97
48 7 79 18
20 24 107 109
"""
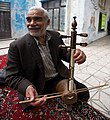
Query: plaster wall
83 0 109 43
65 0 110 43
1 0 110 42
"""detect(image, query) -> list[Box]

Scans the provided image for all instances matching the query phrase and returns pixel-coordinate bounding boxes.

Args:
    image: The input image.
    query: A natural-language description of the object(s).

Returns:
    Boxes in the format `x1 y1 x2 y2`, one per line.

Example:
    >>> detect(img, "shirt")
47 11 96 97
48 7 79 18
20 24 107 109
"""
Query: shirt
34 32 58 80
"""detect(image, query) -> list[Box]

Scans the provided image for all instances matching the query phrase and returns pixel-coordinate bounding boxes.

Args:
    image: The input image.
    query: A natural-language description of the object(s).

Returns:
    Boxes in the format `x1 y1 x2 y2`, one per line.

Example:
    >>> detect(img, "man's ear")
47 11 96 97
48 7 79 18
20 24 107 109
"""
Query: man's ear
47 19 50 25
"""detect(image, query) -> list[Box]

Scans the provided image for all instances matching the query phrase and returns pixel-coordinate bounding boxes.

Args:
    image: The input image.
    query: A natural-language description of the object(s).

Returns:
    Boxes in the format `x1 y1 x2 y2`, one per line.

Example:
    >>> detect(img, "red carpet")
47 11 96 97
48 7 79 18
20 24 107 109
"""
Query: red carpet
0 86 109 120
0 54 7 69
0 54 109 119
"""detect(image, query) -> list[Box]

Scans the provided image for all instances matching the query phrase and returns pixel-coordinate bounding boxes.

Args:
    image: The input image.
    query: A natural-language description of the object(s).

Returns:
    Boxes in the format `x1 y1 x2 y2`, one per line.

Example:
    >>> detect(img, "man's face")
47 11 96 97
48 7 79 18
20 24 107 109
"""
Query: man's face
26 10 50 37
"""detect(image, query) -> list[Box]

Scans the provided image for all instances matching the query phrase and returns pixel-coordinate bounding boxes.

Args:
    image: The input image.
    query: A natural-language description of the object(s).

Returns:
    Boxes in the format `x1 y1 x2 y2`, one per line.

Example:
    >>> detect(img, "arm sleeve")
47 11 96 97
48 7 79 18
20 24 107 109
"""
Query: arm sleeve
5 41 33 96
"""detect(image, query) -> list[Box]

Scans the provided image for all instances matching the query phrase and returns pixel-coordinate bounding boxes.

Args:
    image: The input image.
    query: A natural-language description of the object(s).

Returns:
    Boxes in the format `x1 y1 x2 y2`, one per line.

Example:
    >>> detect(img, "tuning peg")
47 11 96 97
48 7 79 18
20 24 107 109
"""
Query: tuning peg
76 43 88 46
77 33 88 37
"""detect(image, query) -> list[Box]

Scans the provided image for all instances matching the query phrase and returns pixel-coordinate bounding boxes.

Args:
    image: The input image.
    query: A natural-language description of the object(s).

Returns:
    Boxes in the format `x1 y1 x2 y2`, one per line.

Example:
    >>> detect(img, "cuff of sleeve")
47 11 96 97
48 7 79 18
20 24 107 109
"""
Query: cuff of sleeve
18 79 33 96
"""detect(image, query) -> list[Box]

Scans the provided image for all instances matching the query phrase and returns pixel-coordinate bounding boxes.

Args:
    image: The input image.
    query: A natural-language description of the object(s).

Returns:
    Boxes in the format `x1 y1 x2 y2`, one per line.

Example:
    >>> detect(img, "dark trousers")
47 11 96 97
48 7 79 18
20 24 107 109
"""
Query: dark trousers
43 74 90 102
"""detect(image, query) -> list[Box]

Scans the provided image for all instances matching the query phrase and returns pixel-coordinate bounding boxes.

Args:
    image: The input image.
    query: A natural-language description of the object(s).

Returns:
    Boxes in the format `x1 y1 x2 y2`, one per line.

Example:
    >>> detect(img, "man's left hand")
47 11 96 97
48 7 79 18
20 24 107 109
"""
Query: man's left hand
74 48 86 64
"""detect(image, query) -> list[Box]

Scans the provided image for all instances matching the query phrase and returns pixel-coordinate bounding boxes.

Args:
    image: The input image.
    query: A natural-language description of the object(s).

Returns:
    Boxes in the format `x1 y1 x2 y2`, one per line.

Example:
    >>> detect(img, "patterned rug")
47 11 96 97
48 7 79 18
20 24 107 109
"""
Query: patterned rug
0 54 7 69
0 86 109 120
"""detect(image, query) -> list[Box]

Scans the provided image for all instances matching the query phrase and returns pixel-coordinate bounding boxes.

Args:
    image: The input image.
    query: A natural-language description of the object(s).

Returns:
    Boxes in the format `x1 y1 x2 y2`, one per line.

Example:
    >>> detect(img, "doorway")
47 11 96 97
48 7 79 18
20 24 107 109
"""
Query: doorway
0 2 11 39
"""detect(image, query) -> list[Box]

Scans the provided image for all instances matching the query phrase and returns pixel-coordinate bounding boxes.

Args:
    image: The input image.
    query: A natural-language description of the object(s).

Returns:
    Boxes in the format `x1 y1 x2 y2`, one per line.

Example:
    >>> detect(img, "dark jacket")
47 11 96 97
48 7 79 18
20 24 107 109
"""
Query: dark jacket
5 30 70 97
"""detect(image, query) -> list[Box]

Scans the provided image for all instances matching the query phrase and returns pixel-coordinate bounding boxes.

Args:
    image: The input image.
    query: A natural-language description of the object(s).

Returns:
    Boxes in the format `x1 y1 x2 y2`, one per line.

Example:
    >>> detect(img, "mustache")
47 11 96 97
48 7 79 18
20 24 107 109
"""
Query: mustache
28 26 40 30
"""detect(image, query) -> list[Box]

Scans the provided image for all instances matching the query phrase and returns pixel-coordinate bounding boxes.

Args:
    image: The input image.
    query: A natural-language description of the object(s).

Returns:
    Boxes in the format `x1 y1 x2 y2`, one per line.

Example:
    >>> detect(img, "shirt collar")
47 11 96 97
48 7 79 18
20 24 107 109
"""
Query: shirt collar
33 31 51 45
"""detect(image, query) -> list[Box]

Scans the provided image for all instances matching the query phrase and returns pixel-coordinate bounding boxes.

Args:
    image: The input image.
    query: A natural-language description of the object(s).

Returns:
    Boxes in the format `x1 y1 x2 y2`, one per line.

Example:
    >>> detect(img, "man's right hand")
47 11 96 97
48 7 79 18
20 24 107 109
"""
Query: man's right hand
26 85 47 107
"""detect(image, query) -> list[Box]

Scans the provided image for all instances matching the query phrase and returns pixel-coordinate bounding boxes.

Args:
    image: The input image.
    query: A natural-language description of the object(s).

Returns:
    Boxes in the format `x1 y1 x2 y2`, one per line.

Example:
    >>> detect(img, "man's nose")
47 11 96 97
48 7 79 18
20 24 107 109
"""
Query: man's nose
30 19 36 25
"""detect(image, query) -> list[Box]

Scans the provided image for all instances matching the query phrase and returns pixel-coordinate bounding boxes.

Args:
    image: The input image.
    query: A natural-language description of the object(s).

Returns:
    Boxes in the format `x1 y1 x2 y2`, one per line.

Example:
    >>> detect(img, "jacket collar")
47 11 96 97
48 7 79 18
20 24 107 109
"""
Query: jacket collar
25 32 57 70
26 33 44 71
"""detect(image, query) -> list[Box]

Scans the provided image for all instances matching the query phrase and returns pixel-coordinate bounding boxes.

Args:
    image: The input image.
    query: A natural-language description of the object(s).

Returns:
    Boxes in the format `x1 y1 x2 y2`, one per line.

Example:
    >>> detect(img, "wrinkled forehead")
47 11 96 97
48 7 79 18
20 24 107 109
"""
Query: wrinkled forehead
27 10 44 17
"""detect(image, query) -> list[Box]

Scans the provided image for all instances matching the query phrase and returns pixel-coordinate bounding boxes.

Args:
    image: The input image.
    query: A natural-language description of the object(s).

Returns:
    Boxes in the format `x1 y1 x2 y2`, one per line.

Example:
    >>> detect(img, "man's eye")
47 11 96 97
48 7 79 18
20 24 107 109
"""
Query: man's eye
26 17 31 22
26 17 43 22
34 17 43 21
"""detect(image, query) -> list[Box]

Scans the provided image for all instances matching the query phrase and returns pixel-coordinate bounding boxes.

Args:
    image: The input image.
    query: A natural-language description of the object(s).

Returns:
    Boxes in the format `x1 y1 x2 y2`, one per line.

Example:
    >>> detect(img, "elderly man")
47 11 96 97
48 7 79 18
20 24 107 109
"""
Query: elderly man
5 6 89 109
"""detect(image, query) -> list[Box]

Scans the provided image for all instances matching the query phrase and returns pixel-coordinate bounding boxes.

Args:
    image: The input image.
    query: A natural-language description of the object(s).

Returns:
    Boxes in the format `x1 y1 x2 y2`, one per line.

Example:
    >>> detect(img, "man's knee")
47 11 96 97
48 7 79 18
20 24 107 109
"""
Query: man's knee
74 80 90 102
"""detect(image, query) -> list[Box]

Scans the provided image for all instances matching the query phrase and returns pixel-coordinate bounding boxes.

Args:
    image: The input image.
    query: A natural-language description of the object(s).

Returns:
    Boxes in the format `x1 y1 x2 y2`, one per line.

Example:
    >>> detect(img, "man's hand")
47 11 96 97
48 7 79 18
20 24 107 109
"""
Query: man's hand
74 48 86 64
26 85 47 107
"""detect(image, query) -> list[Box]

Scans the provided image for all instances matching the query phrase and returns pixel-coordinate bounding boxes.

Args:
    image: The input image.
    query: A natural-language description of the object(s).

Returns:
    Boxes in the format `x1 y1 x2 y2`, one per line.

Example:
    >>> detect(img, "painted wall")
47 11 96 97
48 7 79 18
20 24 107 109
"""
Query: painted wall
82 0 109 43
65 0 110 43
0 0 110 42
0 0 41 38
